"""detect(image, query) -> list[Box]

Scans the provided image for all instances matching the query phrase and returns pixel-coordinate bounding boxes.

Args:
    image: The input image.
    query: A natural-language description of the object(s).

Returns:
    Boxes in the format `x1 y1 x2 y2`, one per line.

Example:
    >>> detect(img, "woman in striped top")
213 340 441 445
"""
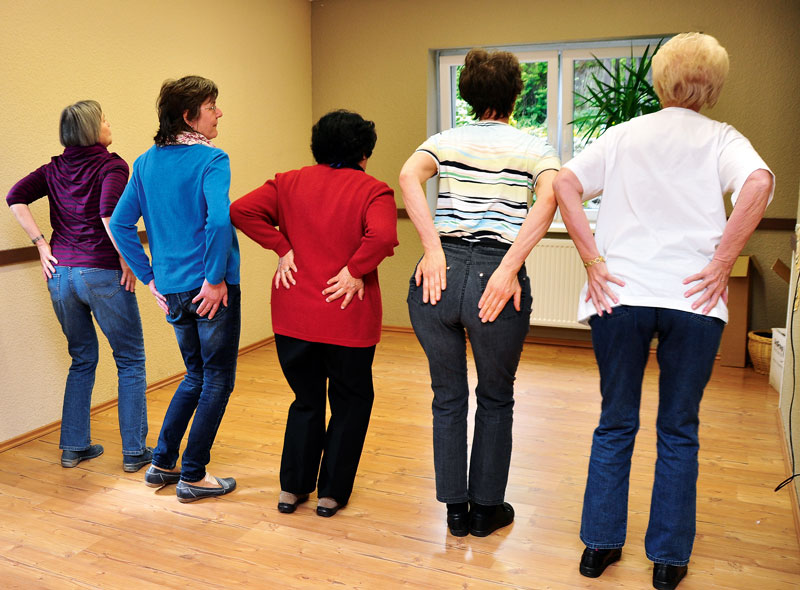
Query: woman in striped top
399 48 560 537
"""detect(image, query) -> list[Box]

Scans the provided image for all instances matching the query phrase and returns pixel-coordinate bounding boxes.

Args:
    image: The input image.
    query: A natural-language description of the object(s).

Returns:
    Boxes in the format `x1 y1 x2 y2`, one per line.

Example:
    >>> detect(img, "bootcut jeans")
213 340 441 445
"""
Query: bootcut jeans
408 238 531 505
581 305 724 566
47 266 147 455
152 283 241 482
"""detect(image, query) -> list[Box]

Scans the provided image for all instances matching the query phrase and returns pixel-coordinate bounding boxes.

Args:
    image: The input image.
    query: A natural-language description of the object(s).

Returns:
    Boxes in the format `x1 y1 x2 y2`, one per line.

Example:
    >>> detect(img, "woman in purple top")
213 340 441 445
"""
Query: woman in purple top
6 100 150 472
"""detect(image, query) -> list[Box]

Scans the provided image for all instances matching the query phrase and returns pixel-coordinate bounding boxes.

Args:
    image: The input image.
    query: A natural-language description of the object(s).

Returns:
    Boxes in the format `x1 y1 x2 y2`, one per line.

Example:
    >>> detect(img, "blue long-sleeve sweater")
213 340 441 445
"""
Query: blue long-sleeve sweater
110 144 240 294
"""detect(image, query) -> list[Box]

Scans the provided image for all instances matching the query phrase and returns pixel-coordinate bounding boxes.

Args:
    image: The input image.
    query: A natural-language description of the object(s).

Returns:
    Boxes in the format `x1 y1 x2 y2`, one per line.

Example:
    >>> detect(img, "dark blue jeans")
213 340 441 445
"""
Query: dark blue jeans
408 240 531 505
47 266 147 455
581 305 724 566
152 284 241 482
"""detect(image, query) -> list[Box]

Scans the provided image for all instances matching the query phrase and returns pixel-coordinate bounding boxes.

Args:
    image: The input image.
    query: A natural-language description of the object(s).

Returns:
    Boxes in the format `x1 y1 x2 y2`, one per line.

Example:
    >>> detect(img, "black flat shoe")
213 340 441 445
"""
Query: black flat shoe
144 465 182 488
653 563 688 590
316 499 346 517
175 476 236 503
579 547 622 578
278 493 309 513
61 444 104 468
469 502 514 537
447 510 470 537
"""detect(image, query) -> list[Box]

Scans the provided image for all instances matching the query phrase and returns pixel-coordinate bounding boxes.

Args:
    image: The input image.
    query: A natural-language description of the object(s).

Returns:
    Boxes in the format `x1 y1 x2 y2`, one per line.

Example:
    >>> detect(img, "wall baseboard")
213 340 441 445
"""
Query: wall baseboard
0 336 276 454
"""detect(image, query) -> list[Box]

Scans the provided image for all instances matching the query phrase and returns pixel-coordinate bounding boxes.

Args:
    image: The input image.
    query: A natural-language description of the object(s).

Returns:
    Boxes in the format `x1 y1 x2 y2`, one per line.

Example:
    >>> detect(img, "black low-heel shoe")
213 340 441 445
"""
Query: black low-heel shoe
469 502 514 537
316 500 346 517
653 563 688 590
579 547 622 578
447 510 470 537
277 493 309 513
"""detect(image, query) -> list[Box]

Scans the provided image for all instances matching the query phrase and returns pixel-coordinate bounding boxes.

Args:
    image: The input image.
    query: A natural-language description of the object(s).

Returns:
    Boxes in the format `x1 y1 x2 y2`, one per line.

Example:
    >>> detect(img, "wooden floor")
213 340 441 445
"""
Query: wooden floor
1 331 798 589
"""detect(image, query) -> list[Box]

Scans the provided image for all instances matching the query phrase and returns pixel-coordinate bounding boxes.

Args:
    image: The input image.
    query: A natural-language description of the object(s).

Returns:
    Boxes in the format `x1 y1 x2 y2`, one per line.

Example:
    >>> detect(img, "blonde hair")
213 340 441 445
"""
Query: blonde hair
652 33 729 110
59 100 103 147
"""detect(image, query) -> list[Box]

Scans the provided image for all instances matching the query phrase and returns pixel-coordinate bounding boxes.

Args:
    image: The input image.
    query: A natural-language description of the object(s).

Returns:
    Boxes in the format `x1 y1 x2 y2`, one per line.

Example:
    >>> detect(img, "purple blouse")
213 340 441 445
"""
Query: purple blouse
6 145 129 270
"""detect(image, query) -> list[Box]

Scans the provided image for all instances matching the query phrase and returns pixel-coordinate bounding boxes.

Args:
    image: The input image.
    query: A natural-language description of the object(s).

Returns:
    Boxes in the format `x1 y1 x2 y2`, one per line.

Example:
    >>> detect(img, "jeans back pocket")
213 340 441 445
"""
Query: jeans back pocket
80 268 122 299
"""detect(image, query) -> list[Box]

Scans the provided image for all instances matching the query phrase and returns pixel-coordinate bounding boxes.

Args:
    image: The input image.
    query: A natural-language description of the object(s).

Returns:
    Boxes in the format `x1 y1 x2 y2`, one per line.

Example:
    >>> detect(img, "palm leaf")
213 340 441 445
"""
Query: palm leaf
571 39 664 145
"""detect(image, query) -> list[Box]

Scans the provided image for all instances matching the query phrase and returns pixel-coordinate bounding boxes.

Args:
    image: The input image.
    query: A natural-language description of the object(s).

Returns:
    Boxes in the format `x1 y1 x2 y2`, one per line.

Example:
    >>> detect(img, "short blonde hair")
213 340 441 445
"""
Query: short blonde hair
59 100 103 147
652 33 729 110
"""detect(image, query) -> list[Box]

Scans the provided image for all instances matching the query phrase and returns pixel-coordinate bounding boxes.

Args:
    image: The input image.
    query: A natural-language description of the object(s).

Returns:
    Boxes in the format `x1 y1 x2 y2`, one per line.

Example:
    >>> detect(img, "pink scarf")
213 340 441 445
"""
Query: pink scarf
171 131 215 147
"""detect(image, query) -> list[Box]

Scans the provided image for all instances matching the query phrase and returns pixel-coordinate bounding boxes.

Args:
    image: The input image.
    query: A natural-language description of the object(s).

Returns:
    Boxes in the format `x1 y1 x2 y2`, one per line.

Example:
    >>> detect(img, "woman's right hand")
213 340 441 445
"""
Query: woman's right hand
37 241 58 280
275 249 298 289
585 262 625 316
415 247 447 304
148 279 169 314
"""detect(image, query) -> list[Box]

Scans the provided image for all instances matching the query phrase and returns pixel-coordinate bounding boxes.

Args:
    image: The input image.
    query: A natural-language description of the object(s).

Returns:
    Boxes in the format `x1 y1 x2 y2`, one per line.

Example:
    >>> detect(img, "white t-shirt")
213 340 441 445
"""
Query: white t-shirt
564 107 774 324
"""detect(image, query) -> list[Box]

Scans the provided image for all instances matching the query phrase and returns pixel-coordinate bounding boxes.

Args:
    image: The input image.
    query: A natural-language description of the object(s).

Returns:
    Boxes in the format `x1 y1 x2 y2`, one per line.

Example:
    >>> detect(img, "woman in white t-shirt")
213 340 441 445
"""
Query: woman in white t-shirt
554 33 774 590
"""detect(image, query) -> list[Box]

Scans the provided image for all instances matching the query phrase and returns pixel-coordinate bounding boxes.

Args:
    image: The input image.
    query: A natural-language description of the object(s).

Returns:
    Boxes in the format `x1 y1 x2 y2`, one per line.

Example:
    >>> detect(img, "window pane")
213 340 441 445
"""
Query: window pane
453 61 549 139
572 56 656 156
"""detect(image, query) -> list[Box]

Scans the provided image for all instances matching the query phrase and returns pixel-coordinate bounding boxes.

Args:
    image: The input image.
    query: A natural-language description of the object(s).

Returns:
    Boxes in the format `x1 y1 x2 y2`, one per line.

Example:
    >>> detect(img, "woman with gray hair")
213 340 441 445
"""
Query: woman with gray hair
5 100 150 472
553 33 774 589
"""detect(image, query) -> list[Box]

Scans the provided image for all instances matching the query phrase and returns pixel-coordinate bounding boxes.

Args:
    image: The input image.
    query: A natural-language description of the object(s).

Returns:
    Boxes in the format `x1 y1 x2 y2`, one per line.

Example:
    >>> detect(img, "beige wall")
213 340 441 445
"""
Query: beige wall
0 0 312 443
779 187 800 504
310 0 800 329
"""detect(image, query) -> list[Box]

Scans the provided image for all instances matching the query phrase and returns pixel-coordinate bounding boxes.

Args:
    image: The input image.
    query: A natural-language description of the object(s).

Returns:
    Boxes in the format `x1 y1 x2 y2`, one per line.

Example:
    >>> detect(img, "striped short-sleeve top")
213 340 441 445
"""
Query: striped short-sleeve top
417 121 560 245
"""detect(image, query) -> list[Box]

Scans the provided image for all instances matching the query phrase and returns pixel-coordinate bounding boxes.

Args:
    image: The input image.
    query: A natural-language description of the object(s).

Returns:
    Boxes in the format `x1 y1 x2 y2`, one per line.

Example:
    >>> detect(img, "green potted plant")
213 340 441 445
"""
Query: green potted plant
571 41 664 147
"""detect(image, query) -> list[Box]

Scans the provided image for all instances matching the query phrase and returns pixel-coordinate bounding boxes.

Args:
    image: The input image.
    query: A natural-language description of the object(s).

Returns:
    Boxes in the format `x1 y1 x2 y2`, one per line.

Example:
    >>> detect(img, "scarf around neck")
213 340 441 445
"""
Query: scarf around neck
171 131 215 147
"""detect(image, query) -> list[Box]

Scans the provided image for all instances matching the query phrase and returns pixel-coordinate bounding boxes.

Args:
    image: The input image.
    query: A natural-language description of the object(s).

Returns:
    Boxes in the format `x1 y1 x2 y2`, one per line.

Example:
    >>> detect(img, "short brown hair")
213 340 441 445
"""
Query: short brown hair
458 49 523 120
652 33 729 111
154 75 218 146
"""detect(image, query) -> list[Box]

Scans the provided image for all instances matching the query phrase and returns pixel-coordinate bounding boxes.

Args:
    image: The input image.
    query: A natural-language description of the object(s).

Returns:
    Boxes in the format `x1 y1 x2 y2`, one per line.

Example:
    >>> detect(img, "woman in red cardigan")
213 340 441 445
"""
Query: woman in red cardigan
230 110 398 517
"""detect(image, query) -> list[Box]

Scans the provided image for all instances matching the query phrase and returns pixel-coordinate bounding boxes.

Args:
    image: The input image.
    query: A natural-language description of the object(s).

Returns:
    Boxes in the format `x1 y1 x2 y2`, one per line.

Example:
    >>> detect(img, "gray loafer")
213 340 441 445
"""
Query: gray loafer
176 477 236 503
123 447 153 473
144 465 182 488
61 444 104 468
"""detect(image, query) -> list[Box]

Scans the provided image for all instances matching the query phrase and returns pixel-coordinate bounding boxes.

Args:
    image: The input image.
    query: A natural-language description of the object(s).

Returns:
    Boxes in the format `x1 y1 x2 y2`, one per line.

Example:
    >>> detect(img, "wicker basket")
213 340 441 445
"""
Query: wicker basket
747 331 772 375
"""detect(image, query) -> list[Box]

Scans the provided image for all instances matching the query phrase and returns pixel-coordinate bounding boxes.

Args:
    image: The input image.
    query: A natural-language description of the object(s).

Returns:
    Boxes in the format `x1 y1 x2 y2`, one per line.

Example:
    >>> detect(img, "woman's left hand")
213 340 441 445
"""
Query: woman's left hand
323 266 364 309
683 258 731 314
478 264 520 323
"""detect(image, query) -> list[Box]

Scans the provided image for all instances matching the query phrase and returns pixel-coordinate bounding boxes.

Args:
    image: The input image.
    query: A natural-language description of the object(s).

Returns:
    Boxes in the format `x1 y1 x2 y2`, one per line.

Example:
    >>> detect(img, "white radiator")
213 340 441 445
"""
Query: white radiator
525 238 588 329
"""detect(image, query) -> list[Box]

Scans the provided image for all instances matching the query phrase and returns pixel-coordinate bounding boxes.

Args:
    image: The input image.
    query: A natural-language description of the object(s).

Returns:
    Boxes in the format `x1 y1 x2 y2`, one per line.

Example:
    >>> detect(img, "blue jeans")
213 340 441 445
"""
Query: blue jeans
581 306 724 565
46 266 147 455
152 284 241 482
408 240 531 505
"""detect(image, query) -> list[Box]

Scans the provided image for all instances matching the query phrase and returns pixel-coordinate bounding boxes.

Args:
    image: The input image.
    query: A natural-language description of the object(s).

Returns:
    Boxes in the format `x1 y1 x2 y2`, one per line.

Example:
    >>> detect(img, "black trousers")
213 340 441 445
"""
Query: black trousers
275 334 376 505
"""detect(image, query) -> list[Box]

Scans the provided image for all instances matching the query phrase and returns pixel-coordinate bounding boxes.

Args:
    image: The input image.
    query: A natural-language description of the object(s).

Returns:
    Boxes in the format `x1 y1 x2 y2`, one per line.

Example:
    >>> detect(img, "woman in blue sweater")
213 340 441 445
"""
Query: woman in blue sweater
110 76 241 503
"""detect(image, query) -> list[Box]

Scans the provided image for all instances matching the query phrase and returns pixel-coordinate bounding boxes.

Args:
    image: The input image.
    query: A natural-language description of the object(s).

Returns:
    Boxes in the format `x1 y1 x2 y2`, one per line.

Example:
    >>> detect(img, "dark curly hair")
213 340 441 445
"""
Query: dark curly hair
154 75 218 146
458 49 522 120
311 110 377 168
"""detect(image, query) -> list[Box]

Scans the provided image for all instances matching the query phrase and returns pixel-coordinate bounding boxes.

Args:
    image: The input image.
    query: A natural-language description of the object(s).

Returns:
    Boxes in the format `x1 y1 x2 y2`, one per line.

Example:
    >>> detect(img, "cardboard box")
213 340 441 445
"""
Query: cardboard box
720 256 751 367
770 328 786 392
